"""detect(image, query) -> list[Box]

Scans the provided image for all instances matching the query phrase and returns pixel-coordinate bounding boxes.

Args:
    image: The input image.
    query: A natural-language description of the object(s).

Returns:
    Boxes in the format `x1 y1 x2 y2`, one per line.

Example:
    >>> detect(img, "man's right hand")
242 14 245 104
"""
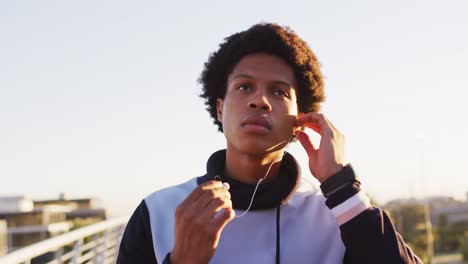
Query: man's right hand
170 180 235 264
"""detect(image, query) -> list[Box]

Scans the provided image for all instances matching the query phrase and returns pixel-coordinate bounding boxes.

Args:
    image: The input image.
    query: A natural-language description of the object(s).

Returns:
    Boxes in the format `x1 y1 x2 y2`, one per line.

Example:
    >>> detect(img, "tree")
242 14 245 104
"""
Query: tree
387 203 429 262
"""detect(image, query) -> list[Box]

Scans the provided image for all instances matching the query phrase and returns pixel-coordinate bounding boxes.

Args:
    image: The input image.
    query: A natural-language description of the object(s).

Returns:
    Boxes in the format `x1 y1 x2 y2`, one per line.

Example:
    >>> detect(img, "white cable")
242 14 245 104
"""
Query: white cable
235 157 277 218
235 139 292 218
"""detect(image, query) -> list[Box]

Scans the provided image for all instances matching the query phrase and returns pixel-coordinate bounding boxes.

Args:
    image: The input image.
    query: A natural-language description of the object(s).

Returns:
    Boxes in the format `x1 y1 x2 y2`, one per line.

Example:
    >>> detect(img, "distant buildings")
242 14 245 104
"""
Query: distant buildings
0 193 106 253
429 195 468 226
384 192 468 226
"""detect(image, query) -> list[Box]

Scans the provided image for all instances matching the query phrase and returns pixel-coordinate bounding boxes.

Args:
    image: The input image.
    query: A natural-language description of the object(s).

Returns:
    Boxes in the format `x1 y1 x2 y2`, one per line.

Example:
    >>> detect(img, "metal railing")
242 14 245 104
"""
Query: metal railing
0 216 129 264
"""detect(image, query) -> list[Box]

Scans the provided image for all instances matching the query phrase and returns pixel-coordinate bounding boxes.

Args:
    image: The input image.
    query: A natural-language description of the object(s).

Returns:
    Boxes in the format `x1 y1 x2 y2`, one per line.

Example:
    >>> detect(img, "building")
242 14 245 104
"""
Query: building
383 193 468 226
0 196 33 213
0 193 106 253
431 202 468 226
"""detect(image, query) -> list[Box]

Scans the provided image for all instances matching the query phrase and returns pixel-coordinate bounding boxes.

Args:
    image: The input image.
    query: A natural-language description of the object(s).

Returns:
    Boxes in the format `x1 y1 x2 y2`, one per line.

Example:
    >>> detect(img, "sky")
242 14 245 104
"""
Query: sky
1 0 467 217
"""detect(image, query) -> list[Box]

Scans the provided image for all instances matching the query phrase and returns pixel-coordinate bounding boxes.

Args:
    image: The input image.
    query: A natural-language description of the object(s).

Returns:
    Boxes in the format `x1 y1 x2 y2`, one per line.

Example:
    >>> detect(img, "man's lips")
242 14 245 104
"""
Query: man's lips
241 116 272 132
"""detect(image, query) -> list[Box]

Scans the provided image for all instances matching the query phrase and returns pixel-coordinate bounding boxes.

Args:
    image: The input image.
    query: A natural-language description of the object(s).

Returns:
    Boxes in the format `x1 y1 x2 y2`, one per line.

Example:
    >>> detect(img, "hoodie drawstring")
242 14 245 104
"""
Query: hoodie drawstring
276 204 281 264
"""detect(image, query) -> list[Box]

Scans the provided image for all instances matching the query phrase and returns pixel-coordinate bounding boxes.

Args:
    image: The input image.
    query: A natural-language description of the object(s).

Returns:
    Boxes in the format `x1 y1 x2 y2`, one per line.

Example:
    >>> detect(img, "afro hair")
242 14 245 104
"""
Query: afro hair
199 22 325 132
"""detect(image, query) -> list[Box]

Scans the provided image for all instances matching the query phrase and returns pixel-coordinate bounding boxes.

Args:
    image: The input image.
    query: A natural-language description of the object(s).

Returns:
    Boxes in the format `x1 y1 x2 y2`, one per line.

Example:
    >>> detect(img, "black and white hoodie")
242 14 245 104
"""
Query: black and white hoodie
117 150 422 264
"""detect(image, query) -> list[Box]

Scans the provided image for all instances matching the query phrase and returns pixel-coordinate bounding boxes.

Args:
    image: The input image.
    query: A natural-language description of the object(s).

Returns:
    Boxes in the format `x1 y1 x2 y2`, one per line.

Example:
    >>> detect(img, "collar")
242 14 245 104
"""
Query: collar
197 149 301 210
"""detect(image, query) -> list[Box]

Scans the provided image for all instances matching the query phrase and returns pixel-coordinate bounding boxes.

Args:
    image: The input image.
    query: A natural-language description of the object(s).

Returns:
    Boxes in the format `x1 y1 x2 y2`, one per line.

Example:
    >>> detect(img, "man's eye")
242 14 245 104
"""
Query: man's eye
273 89 288 97
237 84 250 91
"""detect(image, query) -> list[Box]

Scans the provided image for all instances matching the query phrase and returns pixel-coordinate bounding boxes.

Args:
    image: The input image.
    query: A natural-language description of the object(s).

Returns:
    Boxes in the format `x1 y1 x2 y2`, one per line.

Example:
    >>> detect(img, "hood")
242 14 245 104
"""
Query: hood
197 149 301 210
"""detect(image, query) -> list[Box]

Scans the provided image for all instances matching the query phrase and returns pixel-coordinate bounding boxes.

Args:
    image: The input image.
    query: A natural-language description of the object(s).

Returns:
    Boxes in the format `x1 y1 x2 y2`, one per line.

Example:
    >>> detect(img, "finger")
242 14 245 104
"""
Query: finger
178 190 231 230
301 123 321 134
180 181 223 208
325 117 340 134
198 196 233 223
297 112 332 136
296 112 324 125
297 131 318 157
192 187 231 212
210 207 235 232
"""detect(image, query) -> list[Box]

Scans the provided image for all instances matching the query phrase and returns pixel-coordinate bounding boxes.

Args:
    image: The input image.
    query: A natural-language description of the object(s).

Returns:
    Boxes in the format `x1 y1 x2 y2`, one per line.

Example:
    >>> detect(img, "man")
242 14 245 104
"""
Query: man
117 23 422 263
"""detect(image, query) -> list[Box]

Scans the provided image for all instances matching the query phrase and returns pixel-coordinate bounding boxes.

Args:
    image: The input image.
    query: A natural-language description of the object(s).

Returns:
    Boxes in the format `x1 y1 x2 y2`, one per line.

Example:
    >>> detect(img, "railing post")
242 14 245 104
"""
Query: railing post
54 246 64 263
111 224 125 262
97 230 110 263
71 239 82 264
7 232 12 253
91 233 100 263
109 227 120 262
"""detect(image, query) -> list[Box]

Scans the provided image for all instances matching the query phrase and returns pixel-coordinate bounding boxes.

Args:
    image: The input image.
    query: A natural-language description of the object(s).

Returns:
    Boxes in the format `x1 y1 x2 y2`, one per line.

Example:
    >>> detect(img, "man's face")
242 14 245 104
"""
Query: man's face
217 53 298 156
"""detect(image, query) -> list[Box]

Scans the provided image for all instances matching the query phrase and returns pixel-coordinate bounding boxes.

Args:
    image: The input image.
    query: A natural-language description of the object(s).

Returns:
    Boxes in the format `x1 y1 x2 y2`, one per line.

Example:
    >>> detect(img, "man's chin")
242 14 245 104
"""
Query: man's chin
229 140 288 157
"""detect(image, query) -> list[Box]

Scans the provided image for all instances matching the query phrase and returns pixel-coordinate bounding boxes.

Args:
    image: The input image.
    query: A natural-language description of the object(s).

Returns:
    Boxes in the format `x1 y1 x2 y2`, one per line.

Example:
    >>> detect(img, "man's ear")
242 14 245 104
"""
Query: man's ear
293 125 305 135
216 98 224 123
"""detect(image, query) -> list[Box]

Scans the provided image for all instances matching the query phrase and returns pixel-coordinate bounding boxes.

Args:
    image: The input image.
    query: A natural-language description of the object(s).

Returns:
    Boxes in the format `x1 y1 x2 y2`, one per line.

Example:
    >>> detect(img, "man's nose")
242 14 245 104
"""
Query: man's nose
248 92 272 111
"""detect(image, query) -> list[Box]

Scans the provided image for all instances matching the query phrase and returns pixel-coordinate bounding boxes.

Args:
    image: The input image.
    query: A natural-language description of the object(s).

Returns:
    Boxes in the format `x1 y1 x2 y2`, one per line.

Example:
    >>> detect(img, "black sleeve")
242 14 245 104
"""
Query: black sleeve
341 208 422 264
320 165 422 264
117 200 173 264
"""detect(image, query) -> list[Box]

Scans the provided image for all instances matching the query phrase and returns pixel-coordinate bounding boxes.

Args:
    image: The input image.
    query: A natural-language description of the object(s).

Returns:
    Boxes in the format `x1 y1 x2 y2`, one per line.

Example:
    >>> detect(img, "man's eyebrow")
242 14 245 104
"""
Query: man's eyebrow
271 80 293 88
229 73 254 81
229 74 293 87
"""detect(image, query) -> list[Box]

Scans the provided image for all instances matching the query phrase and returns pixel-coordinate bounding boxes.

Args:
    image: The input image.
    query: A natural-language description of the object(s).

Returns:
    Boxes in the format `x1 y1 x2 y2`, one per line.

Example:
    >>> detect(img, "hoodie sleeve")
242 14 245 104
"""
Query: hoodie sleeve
117 200 173 264
320 165 423 264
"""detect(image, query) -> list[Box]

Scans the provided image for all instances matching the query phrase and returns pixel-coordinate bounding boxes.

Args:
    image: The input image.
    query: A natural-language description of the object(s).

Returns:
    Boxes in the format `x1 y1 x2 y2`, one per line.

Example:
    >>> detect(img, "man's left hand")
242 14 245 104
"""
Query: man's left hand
296 112 346 183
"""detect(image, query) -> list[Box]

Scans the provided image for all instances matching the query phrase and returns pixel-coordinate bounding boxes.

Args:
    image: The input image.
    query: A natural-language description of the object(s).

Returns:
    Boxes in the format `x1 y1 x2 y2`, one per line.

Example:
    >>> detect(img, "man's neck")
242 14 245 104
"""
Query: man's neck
225 146 285 185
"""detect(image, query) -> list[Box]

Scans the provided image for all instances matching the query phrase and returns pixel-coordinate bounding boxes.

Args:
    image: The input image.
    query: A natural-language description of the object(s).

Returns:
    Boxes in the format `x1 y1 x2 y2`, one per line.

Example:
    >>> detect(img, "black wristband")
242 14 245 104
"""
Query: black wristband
325 181 361 208
320 164 363 209
320 164 357 197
